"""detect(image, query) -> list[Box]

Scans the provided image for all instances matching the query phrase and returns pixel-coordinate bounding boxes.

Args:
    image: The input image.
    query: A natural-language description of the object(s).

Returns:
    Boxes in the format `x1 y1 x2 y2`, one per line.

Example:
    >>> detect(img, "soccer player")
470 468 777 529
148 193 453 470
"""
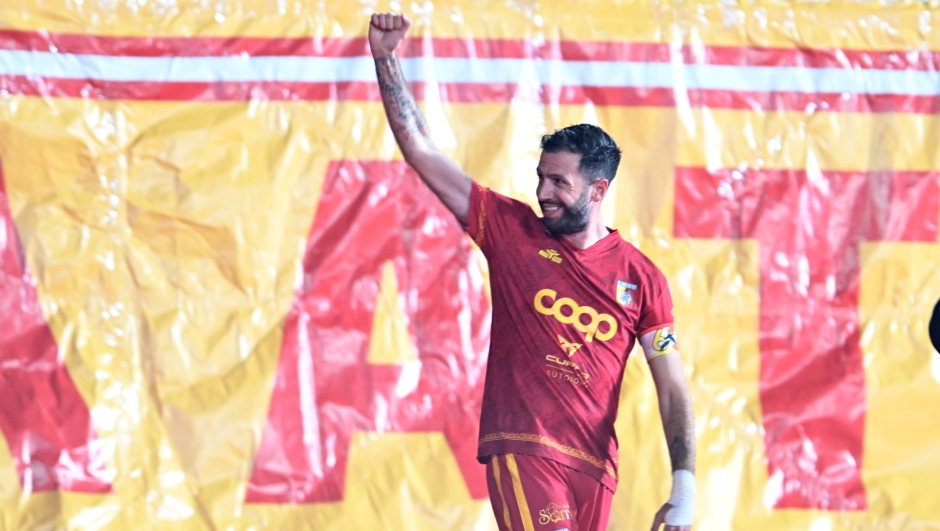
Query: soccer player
370 13 696 531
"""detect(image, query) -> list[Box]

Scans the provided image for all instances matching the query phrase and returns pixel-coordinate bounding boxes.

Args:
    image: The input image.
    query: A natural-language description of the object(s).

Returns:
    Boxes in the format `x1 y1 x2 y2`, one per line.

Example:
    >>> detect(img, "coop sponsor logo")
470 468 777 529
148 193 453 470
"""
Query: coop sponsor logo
533 288 617 342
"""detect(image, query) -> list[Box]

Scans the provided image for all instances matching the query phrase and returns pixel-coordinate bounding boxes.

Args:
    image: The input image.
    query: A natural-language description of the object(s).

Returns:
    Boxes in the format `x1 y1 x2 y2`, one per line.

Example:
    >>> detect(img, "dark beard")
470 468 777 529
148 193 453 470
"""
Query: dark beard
540 188 590 236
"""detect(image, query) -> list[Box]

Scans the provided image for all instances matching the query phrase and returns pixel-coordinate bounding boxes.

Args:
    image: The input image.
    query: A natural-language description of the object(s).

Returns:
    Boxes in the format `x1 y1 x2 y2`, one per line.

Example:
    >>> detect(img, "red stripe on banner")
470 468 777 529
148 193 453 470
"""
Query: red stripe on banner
0 30 371 57
561 87 940 114
0 76 380 101
3 28 940 70
4 75 940 113
674 166 939 510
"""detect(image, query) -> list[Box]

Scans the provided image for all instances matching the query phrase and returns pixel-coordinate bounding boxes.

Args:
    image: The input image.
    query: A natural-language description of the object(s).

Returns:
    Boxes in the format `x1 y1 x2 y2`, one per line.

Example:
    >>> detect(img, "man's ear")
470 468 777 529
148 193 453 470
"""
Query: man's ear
591 178 609 202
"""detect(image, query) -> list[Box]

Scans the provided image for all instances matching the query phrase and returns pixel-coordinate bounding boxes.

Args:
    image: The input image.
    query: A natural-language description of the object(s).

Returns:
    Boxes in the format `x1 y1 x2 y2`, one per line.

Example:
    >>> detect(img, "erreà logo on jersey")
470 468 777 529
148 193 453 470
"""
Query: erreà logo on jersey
534 288 618 342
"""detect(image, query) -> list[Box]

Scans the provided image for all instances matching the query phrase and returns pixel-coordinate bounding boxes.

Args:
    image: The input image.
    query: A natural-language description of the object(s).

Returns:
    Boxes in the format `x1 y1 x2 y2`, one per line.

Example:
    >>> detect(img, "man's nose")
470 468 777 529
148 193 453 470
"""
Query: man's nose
536 181 551 201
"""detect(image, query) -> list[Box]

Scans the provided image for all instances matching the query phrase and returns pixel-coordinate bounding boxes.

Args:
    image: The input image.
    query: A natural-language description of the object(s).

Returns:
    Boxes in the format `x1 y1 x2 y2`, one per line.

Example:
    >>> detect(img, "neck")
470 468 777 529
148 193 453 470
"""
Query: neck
560 216 610 250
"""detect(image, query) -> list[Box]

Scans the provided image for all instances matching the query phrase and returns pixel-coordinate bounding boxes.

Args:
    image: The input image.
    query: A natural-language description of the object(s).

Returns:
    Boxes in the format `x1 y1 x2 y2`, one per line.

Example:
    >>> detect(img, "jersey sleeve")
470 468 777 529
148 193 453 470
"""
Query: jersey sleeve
465 181 527 257
637 271 679 362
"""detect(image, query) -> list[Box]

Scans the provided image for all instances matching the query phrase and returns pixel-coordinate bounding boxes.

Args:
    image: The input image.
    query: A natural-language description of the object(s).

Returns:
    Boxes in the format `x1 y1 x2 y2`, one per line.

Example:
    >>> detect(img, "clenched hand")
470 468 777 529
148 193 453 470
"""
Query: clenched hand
369 13 411 57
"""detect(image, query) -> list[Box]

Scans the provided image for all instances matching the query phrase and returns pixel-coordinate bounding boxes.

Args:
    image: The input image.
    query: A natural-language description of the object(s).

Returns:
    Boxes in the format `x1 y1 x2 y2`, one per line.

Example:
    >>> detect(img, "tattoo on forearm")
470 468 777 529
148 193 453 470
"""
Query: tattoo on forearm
374 54 429 142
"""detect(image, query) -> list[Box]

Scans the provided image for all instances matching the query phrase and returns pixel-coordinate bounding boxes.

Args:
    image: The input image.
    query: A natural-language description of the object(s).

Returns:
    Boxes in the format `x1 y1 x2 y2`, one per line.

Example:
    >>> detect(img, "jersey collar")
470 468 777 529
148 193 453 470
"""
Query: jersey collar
554 227 622 257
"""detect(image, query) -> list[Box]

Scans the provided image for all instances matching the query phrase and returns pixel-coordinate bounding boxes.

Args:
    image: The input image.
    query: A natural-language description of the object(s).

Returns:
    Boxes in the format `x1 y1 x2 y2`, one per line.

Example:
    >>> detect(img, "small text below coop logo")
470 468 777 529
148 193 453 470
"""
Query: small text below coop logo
534 289 618 342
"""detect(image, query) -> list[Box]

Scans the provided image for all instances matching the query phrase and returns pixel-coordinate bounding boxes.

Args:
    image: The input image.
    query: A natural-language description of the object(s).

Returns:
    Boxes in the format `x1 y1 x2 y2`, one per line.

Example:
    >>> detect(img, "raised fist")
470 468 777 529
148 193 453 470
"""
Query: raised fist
369 13 411 58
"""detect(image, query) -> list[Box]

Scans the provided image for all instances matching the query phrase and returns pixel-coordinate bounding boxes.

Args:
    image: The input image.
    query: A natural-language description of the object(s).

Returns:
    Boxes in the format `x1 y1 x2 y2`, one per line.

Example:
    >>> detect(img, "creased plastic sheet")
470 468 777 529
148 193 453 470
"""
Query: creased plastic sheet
0 1 939 530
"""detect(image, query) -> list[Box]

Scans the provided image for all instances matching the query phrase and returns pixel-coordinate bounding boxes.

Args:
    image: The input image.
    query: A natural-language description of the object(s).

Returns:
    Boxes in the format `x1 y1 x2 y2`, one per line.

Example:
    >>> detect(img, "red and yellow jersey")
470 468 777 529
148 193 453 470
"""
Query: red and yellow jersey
467 183 677 490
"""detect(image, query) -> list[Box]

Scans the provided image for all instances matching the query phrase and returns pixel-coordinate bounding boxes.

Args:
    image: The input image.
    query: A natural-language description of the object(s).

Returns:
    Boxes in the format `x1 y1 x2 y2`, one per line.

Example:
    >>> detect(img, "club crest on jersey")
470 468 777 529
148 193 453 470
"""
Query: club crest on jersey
616 280 637 306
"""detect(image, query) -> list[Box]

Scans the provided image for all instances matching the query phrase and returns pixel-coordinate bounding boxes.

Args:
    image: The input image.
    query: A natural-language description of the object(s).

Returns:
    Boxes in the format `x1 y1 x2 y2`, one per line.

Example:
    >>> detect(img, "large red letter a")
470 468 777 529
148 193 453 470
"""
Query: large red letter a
247 160 490 503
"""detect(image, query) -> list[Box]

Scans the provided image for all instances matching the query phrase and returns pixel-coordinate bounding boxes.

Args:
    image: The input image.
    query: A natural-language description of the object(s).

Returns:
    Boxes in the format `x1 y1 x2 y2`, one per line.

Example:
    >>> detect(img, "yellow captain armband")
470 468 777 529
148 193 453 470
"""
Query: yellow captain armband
641 325 679 362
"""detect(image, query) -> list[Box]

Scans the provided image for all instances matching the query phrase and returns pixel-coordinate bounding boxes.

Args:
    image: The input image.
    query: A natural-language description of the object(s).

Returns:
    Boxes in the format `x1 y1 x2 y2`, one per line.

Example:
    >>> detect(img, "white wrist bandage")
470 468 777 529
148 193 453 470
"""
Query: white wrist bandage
665 469 695 526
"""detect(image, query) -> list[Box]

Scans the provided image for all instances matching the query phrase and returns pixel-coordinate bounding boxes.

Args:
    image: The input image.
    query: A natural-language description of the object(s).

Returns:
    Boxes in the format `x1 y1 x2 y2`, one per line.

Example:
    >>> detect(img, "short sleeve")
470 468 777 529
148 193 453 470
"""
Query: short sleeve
637 271 675 338
466 182 490 251
637 271 678 362
465 182 531 257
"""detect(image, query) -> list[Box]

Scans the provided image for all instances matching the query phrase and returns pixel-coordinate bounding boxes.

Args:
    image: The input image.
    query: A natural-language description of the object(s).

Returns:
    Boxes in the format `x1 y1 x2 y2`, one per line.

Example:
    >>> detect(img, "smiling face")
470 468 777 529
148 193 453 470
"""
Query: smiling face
536 150 595 236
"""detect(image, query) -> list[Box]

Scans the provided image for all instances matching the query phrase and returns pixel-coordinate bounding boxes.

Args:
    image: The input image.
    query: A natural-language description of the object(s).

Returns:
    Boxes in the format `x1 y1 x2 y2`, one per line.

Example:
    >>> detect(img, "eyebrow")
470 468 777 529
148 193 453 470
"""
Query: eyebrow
536 169 567 180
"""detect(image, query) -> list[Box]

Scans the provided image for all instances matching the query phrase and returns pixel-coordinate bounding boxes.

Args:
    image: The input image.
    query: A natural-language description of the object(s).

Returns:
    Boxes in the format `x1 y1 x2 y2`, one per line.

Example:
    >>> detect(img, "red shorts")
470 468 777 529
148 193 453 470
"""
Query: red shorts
485 453 614 531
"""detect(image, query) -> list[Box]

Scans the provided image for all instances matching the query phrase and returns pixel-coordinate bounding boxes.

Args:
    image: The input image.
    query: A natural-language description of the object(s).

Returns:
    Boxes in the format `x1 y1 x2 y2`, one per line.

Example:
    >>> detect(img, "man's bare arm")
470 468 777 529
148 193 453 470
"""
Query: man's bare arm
639 328 696 531
374 54 429 144
370 13 471 225
648 353 696 473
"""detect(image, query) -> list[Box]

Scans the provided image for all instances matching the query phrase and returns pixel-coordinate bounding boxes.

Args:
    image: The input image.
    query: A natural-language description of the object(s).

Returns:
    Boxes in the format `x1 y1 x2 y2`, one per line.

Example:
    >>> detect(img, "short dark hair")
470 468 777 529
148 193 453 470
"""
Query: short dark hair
540 124 622 184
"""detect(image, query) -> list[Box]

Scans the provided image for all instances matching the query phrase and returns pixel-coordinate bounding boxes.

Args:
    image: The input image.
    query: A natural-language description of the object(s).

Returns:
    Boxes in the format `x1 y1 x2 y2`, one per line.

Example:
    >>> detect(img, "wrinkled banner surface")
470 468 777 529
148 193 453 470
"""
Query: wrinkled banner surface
1 1 939 530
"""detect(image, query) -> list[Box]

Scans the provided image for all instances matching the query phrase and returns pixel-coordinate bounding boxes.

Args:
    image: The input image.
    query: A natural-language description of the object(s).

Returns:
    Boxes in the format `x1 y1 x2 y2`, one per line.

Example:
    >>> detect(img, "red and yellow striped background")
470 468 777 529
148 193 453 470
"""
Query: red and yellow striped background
0 1 939 529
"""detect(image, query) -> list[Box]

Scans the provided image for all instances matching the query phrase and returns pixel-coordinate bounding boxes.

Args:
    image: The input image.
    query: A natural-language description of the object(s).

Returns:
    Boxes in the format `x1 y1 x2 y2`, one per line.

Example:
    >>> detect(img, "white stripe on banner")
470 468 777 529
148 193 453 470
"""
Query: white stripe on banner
2 50 940 95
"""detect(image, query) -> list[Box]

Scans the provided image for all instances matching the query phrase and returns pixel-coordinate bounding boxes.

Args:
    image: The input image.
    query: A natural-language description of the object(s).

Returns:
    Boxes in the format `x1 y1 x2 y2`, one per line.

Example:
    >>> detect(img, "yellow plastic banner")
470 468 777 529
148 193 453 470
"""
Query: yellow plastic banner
1 1 939 530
